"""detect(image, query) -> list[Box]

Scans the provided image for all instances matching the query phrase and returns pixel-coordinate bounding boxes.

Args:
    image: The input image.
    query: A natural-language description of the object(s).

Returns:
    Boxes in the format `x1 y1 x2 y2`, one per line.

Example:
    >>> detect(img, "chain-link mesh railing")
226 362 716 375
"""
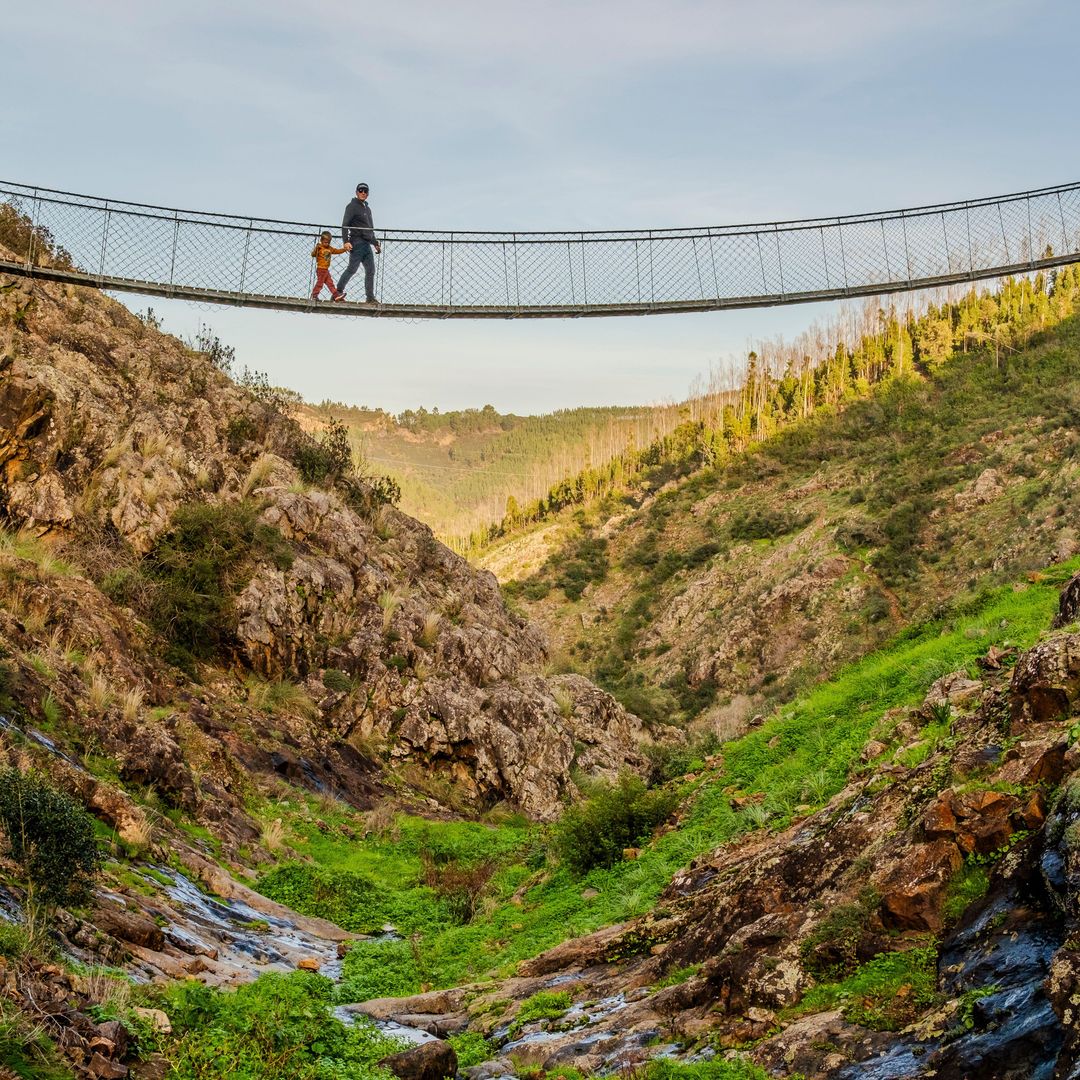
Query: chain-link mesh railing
2 180 1079 318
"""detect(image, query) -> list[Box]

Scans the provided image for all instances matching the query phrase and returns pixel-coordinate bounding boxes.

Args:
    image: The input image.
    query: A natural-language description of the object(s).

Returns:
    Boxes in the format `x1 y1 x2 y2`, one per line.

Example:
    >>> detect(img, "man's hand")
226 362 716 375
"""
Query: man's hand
374 243 382 255
344 243 353 251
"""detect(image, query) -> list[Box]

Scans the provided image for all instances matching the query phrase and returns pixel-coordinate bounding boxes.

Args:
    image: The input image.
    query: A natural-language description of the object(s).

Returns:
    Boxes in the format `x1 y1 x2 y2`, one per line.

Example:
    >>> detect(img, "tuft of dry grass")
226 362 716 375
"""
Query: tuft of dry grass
553 688 575 719
73 968 133 1012
378 589 402 633
139 432 170 459
245 675 318 720
123 812 155 855
363 799 398 839
418 611 442 649
241 453 278 498
100 438 131 470
121 686 145 725
261 818 286 852
86 671 115 717
374 504 397 541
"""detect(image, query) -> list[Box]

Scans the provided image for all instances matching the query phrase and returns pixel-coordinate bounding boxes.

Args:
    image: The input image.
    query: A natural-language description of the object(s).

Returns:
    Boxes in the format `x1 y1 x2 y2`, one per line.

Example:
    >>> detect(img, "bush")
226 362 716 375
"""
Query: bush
254 864 391 934
729 507 811 542
160 970 404 1079
420 851 497 924
555 774 679 873
336 939 422 1003
0 769 102 938
145 501 292 668
643 731 722 783
292 418 354 486
0 921 29 961
447 1031 494 1068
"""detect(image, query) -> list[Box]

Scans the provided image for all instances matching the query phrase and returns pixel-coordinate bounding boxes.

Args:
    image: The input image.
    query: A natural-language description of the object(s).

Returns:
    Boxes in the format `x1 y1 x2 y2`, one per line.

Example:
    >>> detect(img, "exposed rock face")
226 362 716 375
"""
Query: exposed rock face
378 1040 457 1080
0 263 648 820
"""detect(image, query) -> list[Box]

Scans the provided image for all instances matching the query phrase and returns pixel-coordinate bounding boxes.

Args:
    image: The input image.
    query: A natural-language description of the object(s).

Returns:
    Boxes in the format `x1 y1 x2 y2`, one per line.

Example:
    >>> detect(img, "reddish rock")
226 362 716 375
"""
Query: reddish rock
88 1052 129 1078
92 907 164 952
878 839 963 931
1010 634 1080 724
378 1039 457 1080
297 957 321 972
997 739 1068 786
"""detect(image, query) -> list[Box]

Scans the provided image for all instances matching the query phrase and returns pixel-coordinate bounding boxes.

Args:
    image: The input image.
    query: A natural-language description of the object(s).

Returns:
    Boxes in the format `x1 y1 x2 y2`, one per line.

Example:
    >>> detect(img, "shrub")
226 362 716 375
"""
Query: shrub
160 970 404 1079
0 769 102 939
322 668 358 693
729 507 810 542
642 730 722 782
0 921 29 961
555 774 679 874
448 1031 494 1068
292 418 354 486
145 502 293 669
420 850 497 923
336 939 423 1003
192 326 235 374
254 864 392 934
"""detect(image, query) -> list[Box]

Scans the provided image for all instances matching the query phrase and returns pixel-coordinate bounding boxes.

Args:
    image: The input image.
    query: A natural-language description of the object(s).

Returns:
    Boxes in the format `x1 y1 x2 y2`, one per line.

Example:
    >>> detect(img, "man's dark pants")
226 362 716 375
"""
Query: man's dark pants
337 242 376 300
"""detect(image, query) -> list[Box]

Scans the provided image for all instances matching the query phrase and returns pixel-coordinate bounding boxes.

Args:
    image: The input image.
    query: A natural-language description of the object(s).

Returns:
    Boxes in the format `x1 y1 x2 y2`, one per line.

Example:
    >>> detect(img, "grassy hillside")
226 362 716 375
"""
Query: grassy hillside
249 554 1080 994
484 271 1080 735
297 400 690 550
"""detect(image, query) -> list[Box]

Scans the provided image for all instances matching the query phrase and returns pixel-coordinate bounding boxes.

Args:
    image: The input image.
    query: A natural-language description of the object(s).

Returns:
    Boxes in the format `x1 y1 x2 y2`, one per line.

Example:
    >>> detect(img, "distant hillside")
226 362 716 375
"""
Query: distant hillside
297 399 691 550
483 267 1080 736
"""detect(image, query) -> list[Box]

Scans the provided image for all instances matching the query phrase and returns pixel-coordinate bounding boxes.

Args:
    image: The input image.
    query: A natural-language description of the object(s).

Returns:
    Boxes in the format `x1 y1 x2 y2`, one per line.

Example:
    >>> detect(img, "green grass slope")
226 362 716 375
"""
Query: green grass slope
251 556 1079 995
490 301 1080 735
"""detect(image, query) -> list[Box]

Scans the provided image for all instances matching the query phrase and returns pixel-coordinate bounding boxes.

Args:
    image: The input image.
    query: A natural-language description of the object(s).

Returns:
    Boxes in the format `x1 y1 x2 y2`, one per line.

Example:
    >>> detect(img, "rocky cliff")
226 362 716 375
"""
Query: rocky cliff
0 258 647 832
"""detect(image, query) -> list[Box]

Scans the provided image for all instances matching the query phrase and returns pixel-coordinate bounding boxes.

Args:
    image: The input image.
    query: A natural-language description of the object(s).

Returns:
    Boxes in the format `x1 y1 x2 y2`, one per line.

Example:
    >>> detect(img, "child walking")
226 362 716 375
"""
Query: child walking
311 231 350 300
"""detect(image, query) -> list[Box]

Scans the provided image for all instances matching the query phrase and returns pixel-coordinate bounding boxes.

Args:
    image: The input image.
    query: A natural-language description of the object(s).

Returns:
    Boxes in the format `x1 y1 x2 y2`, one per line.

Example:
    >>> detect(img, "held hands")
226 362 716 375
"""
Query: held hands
344 243 353 251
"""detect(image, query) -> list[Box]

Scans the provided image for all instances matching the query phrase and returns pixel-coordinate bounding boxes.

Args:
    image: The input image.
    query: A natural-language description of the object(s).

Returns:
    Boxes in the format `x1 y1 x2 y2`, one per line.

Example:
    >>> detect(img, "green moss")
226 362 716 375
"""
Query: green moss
510 990 572 1035
788 947 940 1032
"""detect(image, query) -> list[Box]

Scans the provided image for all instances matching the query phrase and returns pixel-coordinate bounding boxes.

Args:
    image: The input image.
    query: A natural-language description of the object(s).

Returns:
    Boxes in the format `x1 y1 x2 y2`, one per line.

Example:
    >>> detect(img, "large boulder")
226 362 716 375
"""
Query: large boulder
378 1040 457 1080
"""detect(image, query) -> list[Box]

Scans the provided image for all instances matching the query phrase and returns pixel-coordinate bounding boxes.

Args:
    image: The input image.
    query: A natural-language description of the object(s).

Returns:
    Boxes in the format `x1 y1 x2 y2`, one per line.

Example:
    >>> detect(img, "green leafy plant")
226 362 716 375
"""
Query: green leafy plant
555 774 679 873
0 769 102 940
159 970 404 1079
447 1031 494 1068
510 990 571 1035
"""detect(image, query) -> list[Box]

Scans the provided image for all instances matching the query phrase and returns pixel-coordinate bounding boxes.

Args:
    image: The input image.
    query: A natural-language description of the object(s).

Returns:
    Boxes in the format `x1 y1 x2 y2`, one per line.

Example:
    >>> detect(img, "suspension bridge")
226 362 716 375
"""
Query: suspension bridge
1 180 1079 319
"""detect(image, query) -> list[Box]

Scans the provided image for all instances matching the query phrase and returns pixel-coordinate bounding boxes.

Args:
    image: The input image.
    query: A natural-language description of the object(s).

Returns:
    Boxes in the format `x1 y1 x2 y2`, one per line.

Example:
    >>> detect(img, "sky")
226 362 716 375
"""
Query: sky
5 0 1080 414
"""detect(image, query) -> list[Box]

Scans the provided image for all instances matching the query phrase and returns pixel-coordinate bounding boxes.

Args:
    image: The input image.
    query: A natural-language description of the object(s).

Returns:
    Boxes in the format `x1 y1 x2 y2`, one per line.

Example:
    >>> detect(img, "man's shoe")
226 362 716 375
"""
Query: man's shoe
332 294 346 302
363 297 381 305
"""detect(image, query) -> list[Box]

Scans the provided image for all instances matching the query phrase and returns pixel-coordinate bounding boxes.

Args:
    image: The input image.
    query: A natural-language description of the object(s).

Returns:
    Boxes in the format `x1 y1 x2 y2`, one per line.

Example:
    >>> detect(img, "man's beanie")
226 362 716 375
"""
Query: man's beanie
356 183 369 193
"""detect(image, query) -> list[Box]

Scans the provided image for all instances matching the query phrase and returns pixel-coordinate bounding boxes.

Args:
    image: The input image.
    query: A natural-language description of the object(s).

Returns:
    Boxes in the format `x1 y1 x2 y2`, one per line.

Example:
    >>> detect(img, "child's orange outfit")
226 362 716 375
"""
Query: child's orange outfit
311 240 347 299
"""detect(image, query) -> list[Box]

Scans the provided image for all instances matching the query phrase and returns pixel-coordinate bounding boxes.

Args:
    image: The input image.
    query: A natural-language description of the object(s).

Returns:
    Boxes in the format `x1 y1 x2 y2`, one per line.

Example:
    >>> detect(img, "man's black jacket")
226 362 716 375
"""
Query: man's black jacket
341 198 377 248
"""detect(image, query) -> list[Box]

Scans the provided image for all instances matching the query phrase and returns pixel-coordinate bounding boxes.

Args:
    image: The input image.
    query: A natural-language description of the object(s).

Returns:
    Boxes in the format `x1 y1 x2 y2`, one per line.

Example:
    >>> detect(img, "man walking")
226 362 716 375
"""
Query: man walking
335 182 381 304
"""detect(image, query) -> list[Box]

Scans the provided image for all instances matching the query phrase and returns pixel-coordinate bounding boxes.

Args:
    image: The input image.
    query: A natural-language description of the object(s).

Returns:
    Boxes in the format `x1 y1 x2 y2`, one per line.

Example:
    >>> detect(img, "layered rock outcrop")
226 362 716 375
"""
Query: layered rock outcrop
0 260 648 821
